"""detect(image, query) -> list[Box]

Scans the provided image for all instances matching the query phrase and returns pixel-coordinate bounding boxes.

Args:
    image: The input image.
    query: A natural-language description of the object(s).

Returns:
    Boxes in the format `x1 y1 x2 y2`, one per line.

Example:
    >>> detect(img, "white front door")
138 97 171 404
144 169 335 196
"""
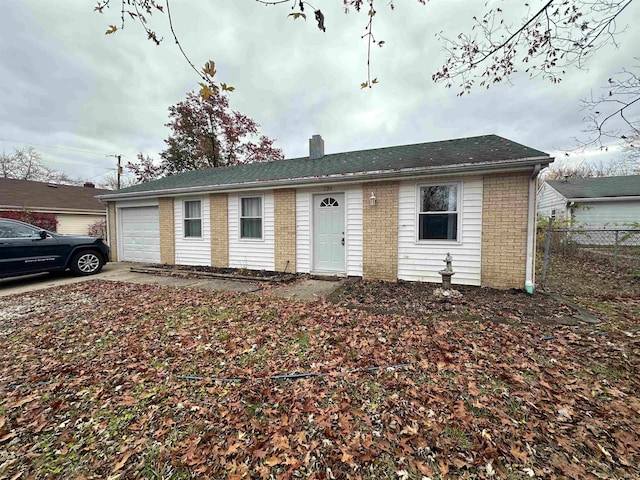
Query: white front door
313 193 345 272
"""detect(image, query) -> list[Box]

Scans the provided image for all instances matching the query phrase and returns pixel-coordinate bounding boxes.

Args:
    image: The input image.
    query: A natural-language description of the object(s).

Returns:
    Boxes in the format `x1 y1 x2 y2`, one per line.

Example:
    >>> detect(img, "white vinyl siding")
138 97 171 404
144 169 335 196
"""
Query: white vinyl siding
296 186 363 276
174 196 211 266
398 177 483 285
346 188 363 276
573 200 640 227
56 214 105 235
296 191 311 273
537 183 567 220
228 192 275 270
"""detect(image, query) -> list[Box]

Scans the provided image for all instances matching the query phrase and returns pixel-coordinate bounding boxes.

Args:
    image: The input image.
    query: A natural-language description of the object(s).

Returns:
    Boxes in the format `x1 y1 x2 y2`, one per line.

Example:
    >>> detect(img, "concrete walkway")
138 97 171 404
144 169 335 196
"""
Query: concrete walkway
0 262 343 302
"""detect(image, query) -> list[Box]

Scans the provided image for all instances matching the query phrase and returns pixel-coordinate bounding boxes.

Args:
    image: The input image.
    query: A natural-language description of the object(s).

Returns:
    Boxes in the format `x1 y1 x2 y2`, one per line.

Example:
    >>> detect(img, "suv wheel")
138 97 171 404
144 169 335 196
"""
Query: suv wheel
70 250 104 276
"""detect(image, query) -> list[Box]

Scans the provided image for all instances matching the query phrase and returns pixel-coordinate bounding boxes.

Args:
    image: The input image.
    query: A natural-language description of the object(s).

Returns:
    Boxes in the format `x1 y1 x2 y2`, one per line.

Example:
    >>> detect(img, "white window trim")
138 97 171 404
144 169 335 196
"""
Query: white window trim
183 199 203 240
415 181 463 244
239 194 264 242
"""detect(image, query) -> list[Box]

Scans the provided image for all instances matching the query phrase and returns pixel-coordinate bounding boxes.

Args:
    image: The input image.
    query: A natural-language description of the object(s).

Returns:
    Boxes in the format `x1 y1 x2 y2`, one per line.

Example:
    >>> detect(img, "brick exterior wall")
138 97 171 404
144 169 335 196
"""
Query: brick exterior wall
481 172 530 289
158 197 175 264
274 189 297 273
210 193 229 268
107 202 118 262
362 181 399 281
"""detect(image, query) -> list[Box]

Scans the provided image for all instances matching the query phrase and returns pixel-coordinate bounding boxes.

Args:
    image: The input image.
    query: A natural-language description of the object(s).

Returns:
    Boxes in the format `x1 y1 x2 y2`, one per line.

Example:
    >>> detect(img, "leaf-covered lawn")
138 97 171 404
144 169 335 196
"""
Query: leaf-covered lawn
1 280 638 479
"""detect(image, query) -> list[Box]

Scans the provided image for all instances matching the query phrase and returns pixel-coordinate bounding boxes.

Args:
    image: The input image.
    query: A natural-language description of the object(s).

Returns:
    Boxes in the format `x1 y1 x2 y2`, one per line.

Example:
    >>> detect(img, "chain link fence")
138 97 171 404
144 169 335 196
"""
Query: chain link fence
539 220 640 282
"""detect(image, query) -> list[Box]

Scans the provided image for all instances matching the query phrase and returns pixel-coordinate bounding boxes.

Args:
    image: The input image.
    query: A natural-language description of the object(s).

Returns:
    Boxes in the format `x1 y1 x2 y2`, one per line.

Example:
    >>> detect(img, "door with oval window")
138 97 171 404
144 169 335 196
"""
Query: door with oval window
313 193 345 272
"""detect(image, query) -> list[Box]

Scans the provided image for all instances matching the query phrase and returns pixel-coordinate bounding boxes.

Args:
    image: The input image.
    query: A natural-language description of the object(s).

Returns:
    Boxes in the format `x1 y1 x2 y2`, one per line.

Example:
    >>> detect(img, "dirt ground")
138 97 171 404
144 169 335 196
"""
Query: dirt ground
331 254 639 329
332 280 581 325
538 255 640 330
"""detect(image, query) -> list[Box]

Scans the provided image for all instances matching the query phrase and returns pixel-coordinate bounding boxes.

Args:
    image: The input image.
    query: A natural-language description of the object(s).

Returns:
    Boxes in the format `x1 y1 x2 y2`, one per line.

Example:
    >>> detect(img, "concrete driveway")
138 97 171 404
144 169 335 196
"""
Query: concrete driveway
0 262 343 302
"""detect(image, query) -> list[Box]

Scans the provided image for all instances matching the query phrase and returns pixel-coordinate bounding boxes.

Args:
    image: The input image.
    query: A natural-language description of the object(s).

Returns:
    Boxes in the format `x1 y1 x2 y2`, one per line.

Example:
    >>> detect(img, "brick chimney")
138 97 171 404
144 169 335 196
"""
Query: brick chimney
84 182 95 188
309 134 324 159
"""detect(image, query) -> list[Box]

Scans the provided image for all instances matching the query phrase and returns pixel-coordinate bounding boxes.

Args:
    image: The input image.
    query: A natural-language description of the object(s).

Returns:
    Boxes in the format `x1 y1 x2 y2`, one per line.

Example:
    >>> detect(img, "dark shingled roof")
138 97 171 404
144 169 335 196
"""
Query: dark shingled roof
547 175 640 199
0 178 109 212
106 134 549 197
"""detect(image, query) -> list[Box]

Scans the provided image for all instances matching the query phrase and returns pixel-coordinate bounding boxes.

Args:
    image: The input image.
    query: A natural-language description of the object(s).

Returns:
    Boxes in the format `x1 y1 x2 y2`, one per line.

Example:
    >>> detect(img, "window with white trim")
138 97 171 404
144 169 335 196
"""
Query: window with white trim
418 184 459 241
183 200 202 238
240 196 262 239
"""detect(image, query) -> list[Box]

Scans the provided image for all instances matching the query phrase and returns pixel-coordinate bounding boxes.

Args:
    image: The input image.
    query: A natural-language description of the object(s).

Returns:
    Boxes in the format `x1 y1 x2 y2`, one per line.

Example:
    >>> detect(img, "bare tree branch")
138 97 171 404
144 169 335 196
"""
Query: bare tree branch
578 60 640 147
433 0 635 95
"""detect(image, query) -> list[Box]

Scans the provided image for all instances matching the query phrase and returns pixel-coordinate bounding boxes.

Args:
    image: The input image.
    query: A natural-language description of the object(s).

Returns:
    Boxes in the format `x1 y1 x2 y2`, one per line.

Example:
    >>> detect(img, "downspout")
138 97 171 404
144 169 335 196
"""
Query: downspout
525 164 542 294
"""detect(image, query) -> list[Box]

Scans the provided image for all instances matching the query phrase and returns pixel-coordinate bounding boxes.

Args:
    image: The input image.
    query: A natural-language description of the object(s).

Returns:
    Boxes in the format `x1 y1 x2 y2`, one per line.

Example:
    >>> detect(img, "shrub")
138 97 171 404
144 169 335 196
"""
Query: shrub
88 219 107 238
0 210 58 231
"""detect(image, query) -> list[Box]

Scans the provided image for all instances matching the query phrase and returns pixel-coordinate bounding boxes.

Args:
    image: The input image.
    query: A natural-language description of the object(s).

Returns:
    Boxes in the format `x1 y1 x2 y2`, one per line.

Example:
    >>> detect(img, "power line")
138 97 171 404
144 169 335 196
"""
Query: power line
0 137 116 157
0 137 118 170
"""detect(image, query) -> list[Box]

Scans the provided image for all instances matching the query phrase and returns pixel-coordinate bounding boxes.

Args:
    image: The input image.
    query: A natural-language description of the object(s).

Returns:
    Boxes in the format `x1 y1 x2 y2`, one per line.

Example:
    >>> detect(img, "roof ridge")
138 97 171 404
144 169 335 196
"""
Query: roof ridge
182 134 507 177
0 177 110 191
284 134 504 161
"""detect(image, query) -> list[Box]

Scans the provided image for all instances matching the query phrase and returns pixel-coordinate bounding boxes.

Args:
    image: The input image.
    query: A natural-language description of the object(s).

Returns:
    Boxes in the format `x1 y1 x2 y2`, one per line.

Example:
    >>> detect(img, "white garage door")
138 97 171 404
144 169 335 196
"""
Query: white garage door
120 207 160 263
57 214 105 235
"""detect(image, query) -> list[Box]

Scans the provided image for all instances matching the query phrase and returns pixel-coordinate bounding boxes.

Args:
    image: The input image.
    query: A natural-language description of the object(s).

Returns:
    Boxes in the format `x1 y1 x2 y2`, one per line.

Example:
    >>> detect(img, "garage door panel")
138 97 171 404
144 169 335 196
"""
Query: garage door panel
120 207 160 263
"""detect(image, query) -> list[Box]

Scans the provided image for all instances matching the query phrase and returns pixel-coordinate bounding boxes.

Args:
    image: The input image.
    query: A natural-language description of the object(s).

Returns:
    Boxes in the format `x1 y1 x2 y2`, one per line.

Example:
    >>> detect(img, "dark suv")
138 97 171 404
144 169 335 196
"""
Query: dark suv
0 218 110 279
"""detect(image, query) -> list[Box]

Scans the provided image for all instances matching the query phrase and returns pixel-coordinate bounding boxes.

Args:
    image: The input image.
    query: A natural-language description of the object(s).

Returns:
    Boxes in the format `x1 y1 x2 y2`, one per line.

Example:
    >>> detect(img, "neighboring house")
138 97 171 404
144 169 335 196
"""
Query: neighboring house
538 175 640 227
98 134 553 292
0 178 110 235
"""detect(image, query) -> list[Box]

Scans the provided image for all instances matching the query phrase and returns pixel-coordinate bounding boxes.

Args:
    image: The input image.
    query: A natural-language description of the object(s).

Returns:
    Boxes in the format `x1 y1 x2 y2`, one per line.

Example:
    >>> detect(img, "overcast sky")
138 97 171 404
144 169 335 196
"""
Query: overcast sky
1 1 638 186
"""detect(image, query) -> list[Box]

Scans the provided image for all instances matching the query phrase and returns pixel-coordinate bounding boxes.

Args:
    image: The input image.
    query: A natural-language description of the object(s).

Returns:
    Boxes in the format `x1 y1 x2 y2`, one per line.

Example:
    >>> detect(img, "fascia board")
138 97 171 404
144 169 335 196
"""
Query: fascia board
566 196 640 203
97 156 552 201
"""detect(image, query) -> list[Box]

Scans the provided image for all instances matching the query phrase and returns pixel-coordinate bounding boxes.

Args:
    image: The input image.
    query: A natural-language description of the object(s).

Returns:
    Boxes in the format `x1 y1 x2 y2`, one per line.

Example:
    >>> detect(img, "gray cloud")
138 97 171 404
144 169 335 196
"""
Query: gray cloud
1 0 638 183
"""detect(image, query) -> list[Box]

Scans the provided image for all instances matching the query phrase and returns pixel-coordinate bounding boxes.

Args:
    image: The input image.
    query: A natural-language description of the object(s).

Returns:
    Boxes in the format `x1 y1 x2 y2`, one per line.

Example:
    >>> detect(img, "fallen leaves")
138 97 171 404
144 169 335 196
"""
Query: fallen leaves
0 279 638 479
112 450 133 473
334 278 578 324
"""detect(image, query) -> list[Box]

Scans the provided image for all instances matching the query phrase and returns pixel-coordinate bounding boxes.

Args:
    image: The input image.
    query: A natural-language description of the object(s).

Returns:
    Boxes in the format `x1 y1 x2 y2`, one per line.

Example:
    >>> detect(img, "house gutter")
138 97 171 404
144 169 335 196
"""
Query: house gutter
565 195 640 203
96 156 552 201
0 206 106 215
525 164 543 294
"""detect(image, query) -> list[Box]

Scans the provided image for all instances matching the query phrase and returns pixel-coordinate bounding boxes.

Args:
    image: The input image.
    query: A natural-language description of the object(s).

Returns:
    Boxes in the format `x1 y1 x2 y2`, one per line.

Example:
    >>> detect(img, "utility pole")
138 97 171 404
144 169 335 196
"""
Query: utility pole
117 155 122 190
107 154 124 190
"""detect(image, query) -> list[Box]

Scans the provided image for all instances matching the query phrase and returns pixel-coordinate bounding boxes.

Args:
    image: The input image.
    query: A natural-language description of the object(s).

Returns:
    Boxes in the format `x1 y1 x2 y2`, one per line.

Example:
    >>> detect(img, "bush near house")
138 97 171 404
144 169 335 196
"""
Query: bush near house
88 218 107 238
0 210 58 231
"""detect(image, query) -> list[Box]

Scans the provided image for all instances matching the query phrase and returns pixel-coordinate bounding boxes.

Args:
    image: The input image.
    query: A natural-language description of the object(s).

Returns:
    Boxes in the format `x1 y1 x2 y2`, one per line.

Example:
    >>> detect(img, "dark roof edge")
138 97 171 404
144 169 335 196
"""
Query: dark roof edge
98 156 552 201
565 195 640 202
0 206 106 214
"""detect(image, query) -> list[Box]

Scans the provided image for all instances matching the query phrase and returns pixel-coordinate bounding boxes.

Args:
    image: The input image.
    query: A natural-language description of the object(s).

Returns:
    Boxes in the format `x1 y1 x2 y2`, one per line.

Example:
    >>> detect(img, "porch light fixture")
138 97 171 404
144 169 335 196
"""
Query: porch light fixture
369 192 377 207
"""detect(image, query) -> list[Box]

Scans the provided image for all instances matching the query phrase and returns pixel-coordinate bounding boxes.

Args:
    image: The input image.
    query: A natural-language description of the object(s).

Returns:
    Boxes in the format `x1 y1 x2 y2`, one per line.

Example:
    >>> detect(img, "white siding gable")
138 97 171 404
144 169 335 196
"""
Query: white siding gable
537 182 567 219
398 177 483 285
228 192 275 270
174 196 211 266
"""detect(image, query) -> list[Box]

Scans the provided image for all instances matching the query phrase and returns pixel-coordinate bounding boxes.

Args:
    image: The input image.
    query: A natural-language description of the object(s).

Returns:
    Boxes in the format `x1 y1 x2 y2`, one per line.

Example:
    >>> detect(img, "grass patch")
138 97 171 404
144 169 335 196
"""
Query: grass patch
444 424 472 449
591 363 625 381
